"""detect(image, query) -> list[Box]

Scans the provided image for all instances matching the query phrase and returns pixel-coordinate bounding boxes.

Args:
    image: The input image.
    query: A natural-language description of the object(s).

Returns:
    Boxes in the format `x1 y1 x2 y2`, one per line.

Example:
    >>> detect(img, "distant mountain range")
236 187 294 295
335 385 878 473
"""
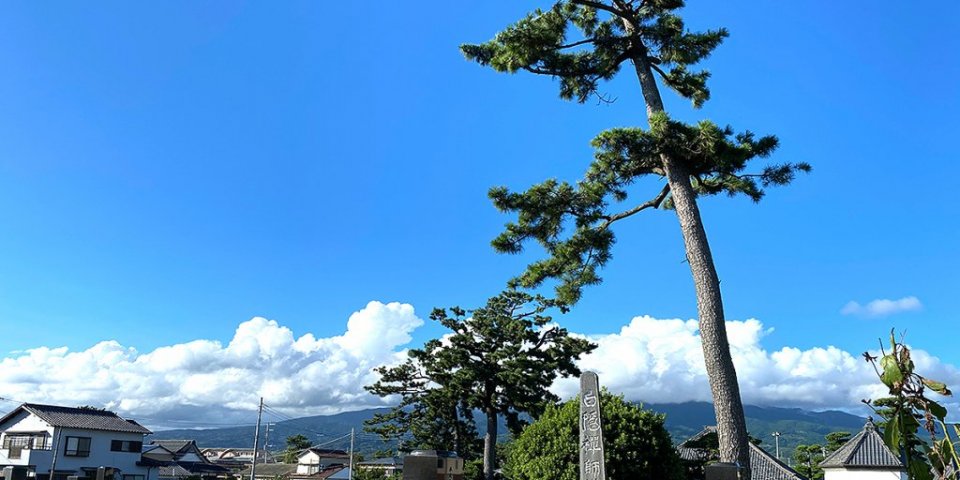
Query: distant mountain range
151 402 867 461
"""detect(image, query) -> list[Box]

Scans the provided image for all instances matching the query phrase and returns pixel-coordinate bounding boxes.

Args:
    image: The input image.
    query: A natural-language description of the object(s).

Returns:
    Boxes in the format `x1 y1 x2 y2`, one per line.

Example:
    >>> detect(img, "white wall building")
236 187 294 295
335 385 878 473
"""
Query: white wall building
821 418 906 480
295 449 349 475
0 404 155 480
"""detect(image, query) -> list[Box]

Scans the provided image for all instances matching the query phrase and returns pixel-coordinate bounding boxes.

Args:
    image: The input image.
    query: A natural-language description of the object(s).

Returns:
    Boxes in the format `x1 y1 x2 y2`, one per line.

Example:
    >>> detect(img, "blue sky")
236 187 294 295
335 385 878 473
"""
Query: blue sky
0 2 958 420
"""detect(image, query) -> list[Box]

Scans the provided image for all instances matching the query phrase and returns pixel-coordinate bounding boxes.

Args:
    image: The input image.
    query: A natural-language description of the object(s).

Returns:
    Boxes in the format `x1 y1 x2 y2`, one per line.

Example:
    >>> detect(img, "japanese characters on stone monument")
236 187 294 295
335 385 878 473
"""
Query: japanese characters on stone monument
579 371 606 480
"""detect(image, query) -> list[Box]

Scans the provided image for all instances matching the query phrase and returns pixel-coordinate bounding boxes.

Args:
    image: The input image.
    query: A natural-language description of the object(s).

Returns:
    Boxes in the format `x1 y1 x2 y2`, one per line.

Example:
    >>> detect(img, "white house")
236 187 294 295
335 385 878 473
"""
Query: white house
820 418 906 480
0 404 154 480
294 449 348 475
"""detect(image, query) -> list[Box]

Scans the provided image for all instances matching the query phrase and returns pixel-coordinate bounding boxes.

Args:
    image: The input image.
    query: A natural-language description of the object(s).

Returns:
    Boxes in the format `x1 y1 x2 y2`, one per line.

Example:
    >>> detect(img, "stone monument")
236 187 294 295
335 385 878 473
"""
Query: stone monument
579 371 606 480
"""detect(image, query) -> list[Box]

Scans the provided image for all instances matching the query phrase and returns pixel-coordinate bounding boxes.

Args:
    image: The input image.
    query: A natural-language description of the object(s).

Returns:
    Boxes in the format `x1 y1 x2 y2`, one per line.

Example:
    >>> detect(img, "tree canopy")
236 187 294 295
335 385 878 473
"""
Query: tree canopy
461 1 810 470
365 290 596 480
282 434 311 464
502 391 684 480
462 0 809 306
792 432 850 480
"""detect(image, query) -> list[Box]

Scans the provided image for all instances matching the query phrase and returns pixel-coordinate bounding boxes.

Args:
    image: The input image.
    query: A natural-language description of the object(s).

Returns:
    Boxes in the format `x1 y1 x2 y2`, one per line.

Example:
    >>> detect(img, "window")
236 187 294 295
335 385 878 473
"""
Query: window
110 440 142 453
64 437 91 457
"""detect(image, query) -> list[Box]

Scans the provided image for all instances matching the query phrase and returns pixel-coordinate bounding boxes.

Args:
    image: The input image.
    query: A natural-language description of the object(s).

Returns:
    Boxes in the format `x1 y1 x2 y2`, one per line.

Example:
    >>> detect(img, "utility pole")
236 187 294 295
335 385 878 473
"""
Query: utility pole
250 397 264 480
771 432 782 459
348 428 354 480
48 429 63 480
262 423 273 463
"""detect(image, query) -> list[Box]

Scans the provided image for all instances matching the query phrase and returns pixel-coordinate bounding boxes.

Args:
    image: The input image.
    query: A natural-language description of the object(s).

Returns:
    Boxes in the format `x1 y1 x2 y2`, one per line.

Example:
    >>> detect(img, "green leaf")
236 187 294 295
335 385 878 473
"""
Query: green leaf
880 354 904 388
909 458 933 480
928 400 948 421
922 378 952 396
883 414 901 451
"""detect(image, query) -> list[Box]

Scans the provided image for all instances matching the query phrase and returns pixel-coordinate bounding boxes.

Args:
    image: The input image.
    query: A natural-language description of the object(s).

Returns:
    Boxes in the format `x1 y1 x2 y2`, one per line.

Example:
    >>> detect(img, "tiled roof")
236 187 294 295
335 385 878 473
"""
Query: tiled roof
158 465 193 478
678 426 807 480
820 419 903 469
750 443 807 480
305 448 349 458
4 403 152 434
677 426 718 461
152 440 195 454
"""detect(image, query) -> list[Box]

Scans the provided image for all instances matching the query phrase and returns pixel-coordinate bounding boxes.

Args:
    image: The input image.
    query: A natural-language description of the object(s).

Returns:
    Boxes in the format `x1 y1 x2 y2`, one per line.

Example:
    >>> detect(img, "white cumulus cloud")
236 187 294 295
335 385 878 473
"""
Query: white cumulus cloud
841 296 922 318
3 307 958 428
553 315 960 416
0 301 422 428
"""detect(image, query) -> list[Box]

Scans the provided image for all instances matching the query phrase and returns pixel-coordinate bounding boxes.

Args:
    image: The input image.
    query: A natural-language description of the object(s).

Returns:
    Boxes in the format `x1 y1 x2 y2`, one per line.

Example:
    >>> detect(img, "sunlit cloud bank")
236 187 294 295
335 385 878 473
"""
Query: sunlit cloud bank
1 308 957 428
0 301 423 428
552 315 960 417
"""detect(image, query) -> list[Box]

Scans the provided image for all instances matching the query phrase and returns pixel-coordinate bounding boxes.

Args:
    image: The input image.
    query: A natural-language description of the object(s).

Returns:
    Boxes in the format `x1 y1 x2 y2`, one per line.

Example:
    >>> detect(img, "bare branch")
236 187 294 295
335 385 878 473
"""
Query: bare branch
533 327 558 349
558 38 599 49
599 183 670 230
594 91 618 105
571 0 624 17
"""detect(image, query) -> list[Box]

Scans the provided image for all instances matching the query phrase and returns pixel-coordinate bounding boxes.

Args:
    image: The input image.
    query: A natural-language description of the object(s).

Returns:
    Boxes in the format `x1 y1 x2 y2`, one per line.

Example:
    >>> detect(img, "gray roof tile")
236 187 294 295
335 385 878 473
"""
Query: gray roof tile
820 419 903 469
8 403 152 434
750 443 807 480
678 426 807 480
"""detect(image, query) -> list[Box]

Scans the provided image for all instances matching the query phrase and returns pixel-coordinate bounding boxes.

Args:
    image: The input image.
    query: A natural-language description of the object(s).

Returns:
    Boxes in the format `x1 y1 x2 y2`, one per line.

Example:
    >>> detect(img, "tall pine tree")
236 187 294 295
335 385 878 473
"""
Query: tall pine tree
366 290 595 480
461 1 810 472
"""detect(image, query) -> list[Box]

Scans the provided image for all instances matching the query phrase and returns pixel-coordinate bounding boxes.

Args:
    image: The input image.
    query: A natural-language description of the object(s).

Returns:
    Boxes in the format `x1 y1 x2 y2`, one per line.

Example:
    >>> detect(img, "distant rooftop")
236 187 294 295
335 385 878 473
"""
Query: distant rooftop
0 403 151 434
820 418 903 470
678 426 807 480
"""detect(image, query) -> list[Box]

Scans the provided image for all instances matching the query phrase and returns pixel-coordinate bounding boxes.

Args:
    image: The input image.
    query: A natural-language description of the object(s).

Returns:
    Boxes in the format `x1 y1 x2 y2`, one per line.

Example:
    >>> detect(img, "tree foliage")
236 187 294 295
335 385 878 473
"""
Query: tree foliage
352 469 398 480
462 0 810 306
792 432 850 480
502 391 684 480
462 1 810 470
282 434 311 464
365 290 596 479
863 330 958 480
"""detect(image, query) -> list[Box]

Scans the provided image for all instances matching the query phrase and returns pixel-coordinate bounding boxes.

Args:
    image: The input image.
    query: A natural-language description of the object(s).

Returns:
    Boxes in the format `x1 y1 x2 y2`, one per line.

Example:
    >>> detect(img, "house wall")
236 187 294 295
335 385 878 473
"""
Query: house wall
0 411 55 435
296 452 349 475
1 410 155 480
43 427 149 479
0 411 55 467
823 468 908 480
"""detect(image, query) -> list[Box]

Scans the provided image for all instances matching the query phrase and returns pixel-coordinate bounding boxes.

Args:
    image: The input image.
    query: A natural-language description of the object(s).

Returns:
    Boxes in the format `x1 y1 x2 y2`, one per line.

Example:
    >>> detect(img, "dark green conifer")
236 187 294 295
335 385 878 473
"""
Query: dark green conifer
366 290 595 480
461 1 810 472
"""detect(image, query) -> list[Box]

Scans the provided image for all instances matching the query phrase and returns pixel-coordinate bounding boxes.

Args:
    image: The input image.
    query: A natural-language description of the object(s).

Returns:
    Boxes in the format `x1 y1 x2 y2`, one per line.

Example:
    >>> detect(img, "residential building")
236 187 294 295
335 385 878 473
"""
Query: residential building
820 419 905 480
0 403 154 480
294 449 348 476
145 441 229 480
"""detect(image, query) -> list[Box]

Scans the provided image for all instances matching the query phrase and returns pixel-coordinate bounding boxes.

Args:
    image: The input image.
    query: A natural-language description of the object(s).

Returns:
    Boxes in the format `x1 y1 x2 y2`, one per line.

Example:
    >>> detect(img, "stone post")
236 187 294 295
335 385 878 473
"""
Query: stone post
579 371 606 480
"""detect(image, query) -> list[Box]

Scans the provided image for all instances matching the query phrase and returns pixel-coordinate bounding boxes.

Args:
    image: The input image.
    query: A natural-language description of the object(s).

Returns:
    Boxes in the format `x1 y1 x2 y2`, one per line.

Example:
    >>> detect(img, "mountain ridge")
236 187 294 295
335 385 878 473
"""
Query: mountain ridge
151 402 867 460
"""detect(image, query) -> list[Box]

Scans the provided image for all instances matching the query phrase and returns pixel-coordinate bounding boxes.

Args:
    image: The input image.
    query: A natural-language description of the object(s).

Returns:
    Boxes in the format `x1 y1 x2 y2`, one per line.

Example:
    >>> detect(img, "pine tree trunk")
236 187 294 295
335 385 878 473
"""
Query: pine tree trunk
483 407 497 480
628 49 752 473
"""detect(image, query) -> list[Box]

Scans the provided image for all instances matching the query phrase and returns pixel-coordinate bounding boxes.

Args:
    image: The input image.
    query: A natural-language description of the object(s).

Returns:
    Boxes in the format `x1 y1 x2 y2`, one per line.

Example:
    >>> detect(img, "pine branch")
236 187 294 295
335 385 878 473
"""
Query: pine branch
599 183 670 229
570 0 624 17
558 38 600 49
